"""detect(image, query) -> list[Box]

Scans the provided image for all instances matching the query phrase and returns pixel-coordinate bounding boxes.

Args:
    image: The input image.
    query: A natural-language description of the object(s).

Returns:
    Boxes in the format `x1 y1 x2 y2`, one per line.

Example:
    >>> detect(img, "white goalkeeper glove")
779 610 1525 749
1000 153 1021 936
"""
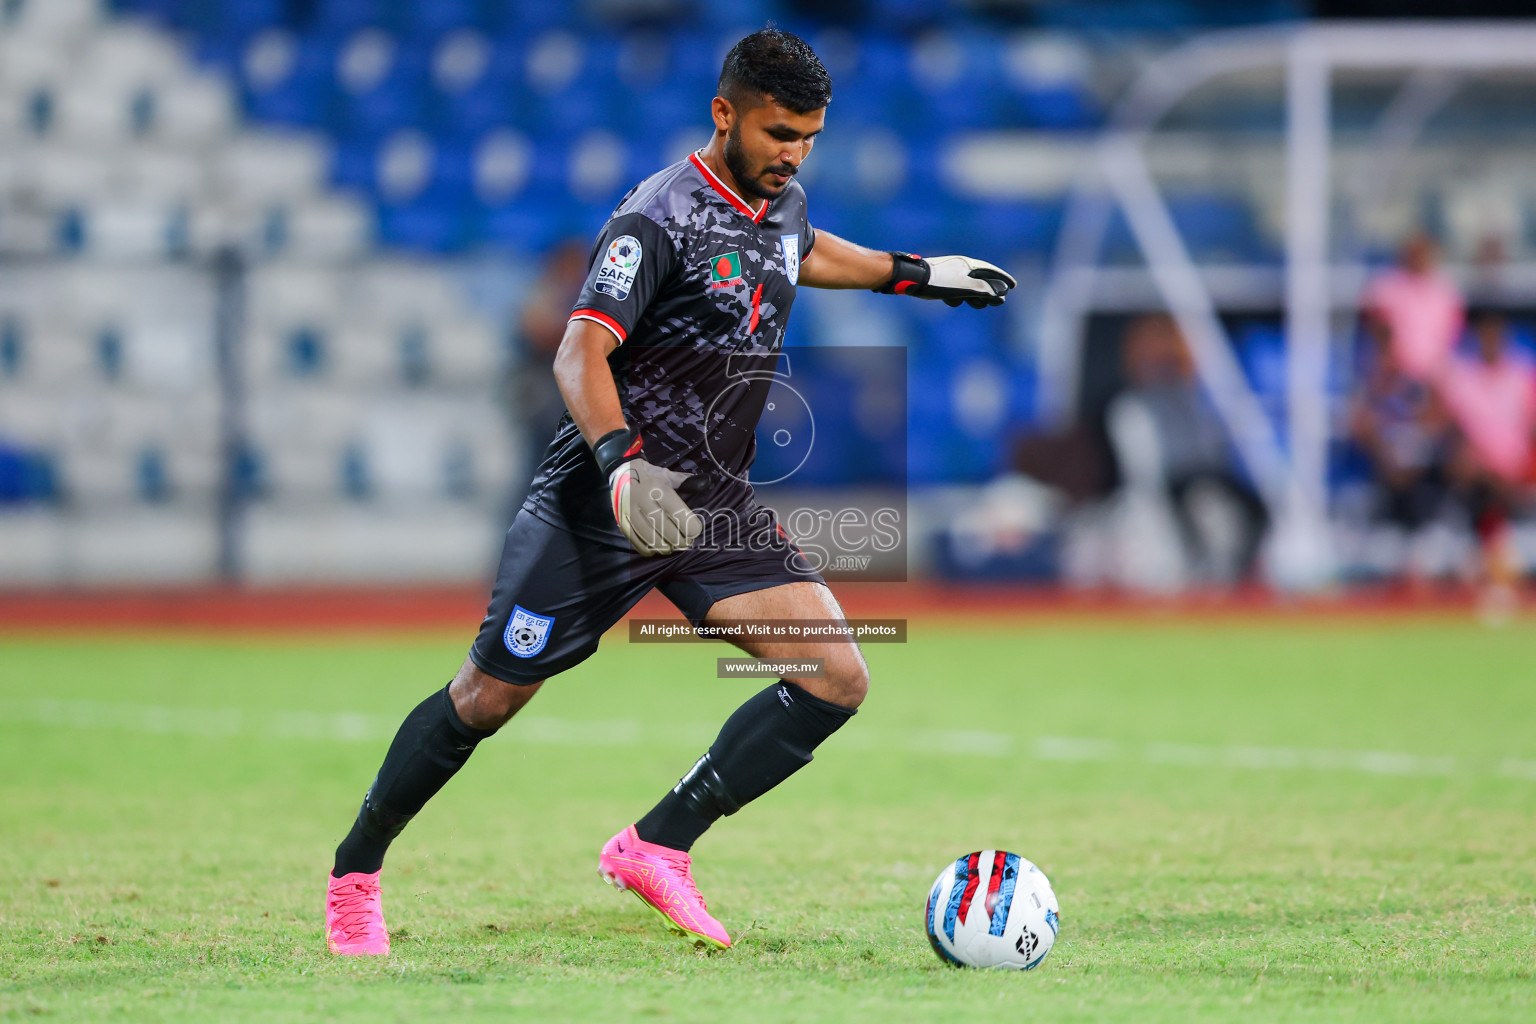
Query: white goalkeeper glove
875 252 1017 308
592 426 702 556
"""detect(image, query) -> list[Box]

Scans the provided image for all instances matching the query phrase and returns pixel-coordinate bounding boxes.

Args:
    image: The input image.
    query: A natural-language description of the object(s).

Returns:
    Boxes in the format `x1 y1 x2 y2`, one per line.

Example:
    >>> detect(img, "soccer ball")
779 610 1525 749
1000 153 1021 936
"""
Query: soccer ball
924 850 1060 969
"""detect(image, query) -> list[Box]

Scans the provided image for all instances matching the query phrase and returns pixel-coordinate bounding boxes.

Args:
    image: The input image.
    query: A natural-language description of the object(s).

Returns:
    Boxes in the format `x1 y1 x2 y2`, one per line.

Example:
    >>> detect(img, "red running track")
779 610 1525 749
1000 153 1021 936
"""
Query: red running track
0 581 1514 634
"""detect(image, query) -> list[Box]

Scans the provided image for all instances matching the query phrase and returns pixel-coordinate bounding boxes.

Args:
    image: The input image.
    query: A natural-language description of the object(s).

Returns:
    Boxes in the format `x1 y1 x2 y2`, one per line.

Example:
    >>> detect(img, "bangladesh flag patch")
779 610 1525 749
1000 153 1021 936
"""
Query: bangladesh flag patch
710 250 743 287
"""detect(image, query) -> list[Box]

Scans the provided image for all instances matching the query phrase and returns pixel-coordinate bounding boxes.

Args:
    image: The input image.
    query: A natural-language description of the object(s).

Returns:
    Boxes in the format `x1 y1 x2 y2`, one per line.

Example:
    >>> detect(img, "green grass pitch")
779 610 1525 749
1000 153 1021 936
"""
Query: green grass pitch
3 618 1535 1022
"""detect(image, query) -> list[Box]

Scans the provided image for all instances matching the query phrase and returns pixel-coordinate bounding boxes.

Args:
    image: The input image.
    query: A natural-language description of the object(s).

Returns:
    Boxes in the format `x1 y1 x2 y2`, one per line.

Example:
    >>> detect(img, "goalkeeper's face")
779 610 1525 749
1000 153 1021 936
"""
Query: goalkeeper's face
718 95 825 202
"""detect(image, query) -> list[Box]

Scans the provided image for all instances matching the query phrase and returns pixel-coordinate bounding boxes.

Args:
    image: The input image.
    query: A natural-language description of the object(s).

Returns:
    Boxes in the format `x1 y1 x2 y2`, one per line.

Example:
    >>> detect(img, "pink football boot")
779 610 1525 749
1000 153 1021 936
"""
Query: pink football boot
598 825 731 950
325 870 390 955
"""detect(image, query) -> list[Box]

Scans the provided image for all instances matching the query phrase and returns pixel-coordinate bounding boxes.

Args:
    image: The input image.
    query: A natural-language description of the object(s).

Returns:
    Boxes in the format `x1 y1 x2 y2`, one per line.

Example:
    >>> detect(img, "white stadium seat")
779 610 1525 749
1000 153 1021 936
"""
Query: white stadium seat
0 2 527 584
0 0 103 41
148 74 235 143
81 203 175 260
215 132 331 206
280 197 374 260
66 507 220 583
122 146 208 206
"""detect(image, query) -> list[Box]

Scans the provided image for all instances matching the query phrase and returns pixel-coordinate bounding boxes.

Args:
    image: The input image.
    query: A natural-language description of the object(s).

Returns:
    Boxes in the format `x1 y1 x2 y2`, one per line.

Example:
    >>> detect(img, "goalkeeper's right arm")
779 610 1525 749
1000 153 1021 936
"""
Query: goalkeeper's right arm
552 320 701 556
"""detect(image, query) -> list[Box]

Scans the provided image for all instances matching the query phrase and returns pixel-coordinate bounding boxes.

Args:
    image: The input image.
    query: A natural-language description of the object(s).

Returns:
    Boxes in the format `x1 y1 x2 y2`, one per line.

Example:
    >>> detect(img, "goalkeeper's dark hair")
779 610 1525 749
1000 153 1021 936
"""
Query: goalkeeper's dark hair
718 28 831 114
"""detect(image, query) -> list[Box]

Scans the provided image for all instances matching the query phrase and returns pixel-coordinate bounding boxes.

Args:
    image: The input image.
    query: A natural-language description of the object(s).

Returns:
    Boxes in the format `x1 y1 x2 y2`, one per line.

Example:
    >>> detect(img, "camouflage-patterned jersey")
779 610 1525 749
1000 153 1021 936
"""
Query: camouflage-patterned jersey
521 151 815 543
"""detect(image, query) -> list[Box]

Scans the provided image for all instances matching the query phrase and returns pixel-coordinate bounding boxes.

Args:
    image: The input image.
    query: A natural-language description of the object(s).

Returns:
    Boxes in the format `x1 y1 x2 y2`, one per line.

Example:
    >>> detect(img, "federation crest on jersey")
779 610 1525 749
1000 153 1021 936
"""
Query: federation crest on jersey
504 604 555 658
596 235 642 300
780 235 799 286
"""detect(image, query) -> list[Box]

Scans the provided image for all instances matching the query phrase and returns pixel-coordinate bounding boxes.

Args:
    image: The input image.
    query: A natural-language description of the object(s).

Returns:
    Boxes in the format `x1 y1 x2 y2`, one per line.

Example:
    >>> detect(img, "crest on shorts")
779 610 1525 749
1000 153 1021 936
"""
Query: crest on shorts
780 234 799 286
504 604 555 659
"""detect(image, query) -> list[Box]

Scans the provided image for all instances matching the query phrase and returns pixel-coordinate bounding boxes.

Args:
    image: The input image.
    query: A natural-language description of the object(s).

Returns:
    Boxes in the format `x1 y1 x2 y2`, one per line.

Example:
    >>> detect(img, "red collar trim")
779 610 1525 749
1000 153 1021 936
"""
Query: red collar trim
689 151 767 223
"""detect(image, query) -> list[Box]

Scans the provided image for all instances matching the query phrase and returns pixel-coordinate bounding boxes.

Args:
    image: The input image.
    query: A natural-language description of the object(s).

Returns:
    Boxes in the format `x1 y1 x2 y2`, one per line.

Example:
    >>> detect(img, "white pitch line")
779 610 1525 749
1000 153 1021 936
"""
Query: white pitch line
0 699 1525 783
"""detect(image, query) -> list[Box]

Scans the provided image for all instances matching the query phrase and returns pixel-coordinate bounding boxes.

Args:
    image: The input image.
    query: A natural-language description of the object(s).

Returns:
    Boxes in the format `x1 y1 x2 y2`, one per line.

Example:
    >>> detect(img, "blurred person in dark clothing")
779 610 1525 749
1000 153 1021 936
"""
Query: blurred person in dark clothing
1116 313 1268 582
506 240 589 512
1348 329 1457 534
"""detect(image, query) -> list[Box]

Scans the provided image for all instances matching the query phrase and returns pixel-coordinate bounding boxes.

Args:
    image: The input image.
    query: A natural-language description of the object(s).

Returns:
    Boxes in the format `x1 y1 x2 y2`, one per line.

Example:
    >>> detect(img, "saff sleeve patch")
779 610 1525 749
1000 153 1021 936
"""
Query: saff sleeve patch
595 235 643 300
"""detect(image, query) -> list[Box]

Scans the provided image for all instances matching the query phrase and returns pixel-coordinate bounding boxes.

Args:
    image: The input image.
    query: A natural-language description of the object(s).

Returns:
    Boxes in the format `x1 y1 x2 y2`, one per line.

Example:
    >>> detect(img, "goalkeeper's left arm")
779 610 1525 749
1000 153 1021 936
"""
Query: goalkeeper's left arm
797 230 1016 308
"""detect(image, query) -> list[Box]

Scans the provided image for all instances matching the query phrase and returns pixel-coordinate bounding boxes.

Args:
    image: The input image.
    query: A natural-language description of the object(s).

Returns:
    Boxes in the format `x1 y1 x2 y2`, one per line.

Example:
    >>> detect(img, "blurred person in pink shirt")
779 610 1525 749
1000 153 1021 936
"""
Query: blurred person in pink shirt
1441 310 1536 591
1363 233 1465 383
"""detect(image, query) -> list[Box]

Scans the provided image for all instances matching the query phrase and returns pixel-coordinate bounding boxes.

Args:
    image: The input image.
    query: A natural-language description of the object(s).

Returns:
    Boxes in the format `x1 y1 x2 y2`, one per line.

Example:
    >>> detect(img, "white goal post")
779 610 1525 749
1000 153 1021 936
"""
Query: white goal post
1036 21 1536 588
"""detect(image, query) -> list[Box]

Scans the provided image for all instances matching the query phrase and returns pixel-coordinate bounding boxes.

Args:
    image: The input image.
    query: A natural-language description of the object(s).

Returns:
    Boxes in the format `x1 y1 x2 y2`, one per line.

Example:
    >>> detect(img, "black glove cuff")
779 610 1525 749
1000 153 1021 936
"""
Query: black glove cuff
593 425 642 479
592 425 642 479
874 252 929 295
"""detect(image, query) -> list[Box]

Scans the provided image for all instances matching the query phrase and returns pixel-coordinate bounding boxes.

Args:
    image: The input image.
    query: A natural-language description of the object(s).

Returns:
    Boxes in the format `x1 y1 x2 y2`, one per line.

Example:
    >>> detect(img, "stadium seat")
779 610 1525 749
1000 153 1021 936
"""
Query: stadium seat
398 0 484 36
999 33 1102 130
489 0 579 36
377 194 469 252
314 0 389 34
144 73 236 141
963 200 1062 258
352 259 471 323
476 192 567 254
80 204 176 260
1 0 101 38
430 69 525 140
1166 193 1270 263
523 80 618 137
122 146 208 205
216 132 330 205
241 32 336 128
430 28 493 94
281 196 374 258
468 127 533 203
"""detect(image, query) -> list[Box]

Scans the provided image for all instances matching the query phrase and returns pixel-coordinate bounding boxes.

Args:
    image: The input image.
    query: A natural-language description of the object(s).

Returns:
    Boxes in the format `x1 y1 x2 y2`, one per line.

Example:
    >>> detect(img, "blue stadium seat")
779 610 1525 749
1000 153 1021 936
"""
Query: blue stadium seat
159 0 284 35
911 305 999 361
666 32 722 86
868 0 956 31
331 137 380 192
0 446 57 505
113 0 178 19
821 79 895 131
315 0 388 33
523 81 617 136
398 0 485 35
328 37 432 139
870 196 968 256
906 357 955 484
431 73 523 140
486 0 578 34
431 142 477 198
624 84 701 139
332 74 428 140
963 200 1062 258
1166 194 1270 263
1005 85 1101 130
242 35 337 128
476 191 569 254
378 194 470 252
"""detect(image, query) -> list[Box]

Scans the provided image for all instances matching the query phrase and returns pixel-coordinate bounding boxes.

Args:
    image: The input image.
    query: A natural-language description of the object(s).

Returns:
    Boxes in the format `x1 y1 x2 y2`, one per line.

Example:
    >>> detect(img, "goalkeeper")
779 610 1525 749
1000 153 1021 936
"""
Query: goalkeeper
324 27 1015 955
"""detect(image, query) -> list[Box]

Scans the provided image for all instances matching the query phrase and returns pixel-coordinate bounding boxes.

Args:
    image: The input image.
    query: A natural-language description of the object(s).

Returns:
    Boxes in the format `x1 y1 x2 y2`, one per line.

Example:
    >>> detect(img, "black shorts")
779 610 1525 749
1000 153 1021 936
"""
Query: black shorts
469 505 825 685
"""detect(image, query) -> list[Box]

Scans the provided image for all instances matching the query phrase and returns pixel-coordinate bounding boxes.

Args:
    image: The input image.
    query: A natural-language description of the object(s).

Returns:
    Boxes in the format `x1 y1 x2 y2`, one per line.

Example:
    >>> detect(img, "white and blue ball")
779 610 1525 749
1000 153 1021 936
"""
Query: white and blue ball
924 850 1059 969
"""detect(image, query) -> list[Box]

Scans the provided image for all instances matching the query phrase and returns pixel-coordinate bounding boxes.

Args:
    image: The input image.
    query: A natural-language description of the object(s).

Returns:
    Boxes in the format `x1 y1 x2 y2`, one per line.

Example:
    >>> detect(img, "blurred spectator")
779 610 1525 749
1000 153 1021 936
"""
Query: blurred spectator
1348 330 1456 535
1441 310 1536 586
507 240 588 511
1362 232 1464 383
1109 313 1268 583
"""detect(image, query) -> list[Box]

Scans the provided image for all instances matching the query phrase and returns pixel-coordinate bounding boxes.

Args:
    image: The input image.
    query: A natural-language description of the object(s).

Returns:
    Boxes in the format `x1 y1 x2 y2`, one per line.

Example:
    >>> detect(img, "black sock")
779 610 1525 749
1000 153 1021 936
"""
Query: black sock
635 680 856 852
332 684 495 877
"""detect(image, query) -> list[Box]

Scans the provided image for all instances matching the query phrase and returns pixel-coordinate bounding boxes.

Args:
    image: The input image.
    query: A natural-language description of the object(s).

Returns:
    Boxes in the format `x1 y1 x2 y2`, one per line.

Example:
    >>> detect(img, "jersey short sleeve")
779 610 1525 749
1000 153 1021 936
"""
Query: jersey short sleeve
569 212 678 345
